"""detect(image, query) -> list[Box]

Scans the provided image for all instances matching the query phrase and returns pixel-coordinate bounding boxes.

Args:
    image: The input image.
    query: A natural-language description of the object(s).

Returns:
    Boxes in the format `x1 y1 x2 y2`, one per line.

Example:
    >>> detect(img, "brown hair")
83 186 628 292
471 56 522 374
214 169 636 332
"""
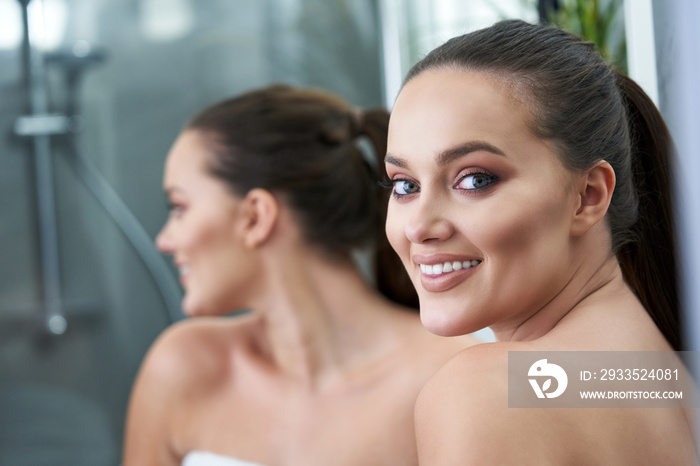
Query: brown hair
187 85 418 308
405 20 680 348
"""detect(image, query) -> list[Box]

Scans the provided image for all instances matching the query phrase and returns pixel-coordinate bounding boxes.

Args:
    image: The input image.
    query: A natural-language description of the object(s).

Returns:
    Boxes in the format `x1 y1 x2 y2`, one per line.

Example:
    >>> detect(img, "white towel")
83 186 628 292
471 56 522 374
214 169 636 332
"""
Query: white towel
182 450 267 466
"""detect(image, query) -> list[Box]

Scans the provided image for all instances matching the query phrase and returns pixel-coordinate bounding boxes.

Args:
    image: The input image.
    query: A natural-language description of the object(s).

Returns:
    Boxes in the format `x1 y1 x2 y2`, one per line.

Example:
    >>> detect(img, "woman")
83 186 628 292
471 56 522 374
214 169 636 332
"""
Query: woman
122 85 478 466
384 20 697 464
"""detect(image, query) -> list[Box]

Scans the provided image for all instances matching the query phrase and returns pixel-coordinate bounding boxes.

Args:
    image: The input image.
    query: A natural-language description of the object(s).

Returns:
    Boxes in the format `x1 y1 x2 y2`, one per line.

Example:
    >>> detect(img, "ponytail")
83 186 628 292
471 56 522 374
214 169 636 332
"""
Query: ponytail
615 72 681 350
358 108 419 309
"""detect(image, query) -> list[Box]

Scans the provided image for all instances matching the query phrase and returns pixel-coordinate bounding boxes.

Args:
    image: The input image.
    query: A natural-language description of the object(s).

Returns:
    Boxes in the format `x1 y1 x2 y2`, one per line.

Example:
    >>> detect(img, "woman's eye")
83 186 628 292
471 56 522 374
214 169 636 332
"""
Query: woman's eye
394 179 420 196
167 202 185 217
456 172 496 190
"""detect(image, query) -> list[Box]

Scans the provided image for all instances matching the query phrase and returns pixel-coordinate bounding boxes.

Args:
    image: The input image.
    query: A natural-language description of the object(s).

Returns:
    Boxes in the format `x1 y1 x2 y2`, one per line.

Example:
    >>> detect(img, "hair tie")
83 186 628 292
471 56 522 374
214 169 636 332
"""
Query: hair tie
351 108 379 175
355 134 379 176
352 107 365 133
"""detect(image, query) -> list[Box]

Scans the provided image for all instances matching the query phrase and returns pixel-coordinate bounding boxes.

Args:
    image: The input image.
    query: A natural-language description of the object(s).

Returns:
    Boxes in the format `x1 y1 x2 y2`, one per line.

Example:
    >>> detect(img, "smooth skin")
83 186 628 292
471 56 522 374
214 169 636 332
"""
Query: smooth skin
385 69 697 465
122 130 479 466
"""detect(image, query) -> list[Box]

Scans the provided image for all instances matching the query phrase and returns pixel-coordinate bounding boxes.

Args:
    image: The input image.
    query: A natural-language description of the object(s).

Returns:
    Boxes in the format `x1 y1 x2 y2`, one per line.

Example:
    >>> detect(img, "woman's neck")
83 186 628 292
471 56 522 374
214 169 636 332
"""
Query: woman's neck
246 249 407 391
491 244 626 343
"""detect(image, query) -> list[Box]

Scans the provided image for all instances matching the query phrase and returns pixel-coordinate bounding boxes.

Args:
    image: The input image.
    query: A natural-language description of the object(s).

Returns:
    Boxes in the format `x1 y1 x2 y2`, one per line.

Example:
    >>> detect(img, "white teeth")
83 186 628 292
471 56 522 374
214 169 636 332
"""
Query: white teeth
420 260 481 276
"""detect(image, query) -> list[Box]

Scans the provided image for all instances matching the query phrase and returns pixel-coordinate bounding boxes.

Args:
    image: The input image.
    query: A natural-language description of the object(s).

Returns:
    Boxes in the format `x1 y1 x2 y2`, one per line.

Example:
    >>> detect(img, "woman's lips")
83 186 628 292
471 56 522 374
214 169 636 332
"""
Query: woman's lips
412 255 482 293
176 264 190 286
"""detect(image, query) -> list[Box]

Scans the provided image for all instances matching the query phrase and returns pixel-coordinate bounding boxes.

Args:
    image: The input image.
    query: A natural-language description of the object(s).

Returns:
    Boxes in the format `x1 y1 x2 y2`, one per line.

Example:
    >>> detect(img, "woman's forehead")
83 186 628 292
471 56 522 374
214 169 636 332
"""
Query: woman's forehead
388 70 533 160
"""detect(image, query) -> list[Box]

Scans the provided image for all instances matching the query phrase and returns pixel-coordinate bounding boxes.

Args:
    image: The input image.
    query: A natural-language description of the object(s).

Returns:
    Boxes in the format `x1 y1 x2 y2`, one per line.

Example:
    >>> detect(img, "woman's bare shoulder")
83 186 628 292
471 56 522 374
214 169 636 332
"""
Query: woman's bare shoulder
123 316 256 464
141 316 256 391
414 342 572 464
415 341 698 465
417 341 513 404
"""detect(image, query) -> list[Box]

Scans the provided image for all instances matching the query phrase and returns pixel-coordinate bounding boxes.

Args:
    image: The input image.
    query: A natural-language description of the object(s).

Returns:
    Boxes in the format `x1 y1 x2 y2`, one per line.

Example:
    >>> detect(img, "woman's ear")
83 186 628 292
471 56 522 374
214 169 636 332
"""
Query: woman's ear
240 189 279 248
571 161 616 237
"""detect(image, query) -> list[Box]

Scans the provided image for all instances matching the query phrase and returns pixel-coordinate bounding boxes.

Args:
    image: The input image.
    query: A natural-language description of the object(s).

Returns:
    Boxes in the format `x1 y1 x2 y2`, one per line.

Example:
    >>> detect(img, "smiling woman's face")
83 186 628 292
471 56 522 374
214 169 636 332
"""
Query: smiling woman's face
385 69 581 337
156 130 254 317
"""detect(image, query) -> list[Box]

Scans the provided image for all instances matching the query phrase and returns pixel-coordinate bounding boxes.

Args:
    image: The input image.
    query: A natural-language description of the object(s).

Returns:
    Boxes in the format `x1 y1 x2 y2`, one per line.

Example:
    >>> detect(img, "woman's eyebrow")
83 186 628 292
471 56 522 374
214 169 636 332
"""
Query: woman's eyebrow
436 141 505 166
384 154 408 168
385 141 505 170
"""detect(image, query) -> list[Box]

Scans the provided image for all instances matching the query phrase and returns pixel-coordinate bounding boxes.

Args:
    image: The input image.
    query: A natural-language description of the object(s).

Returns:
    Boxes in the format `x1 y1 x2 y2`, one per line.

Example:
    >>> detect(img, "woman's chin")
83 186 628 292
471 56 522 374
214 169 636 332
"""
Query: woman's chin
419 303 481 337
420 310 460 336
182 294 236 318
181 295 203 317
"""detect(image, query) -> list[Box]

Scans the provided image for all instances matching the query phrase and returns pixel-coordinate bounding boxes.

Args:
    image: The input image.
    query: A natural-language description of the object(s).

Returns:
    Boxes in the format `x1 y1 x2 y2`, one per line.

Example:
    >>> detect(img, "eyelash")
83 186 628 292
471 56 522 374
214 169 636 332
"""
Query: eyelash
380 177 419 199
381 169 499 200
454 169 499 192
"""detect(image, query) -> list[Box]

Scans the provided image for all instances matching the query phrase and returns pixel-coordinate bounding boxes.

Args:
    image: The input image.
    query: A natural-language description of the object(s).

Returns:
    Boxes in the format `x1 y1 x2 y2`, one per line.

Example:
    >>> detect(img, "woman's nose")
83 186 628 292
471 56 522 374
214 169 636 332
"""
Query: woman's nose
155 222 173 254
404 202 454 244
